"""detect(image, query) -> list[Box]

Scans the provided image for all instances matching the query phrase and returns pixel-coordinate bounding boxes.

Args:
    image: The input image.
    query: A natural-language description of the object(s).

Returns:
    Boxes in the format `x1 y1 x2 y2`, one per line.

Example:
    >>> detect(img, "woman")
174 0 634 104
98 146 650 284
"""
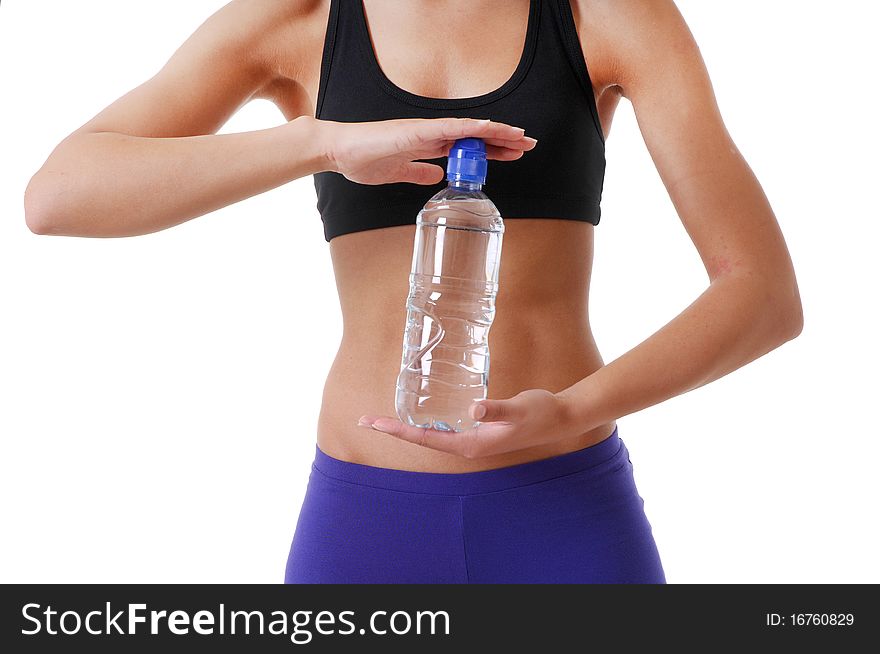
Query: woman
25 0 803 583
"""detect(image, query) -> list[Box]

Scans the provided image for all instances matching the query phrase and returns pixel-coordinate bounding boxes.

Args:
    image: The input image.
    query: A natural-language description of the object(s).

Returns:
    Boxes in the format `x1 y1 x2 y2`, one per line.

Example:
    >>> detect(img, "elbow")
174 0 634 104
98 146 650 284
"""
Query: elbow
780 298 804 342
24 172 83 236
24 174 61 235
770 281 804 343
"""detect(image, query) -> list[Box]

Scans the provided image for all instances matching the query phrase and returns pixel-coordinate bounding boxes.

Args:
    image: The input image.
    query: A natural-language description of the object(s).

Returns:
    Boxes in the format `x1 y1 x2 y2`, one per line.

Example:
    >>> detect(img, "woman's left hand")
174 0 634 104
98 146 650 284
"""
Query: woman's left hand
357 389 583 459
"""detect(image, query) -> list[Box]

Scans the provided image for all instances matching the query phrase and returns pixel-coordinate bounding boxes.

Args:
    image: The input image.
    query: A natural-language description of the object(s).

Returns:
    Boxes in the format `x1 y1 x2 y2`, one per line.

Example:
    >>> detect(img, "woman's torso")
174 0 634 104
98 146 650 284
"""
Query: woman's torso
266 0 622 472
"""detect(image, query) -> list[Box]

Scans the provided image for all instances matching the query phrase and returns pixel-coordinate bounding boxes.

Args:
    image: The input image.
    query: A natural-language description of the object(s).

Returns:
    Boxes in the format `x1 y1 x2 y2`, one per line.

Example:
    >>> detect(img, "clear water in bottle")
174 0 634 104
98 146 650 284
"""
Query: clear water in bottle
395 138 503 432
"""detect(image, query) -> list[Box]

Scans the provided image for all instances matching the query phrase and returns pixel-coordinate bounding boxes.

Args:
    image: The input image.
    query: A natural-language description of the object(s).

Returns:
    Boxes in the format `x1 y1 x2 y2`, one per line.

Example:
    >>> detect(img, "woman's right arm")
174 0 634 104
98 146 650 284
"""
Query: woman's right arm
24 0 305 237
24 0 534 238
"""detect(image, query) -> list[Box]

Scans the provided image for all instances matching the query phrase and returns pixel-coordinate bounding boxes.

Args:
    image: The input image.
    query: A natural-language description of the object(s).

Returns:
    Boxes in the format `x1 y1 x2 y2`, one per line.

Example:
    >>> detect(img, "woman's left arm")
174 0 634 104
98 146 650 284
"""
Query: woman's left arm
361 0 803 456
555 0 804 431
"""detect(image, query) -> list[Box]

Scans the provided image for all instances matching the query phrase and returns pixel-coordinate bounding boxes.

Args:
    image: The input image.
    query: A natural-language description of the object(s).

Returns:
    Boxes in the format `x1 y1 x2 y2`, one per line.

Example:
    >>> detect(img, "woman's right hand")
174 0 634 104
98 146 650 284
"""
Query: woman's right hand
316 117 538 185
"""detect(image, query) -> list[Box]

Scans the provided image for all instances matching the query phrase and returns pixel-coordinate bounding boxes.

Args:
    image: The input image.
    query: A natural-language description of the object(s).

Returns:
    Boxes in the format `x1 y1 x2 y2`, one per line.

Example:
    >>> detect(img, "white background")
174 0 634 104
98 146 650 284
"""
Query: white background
1 1 877 583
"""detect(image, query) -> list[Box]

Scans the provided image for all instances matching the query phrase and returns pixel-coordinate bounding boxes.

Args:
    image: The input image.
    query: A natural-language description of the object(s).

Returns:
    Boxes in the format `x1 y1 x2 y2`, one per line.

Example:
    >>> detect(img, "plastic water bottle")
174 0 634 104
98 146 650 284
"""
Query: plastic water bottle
395 138 504 432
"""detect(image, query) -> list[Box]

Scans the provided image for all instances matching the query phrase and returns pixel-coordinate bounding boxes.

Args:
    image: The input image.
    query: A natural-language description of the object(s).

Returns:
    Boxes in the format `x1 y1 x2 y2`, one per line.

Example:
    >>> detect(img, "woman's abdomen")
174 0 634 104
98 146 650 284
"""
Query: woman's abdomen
319 219 610 472
316 309 610 473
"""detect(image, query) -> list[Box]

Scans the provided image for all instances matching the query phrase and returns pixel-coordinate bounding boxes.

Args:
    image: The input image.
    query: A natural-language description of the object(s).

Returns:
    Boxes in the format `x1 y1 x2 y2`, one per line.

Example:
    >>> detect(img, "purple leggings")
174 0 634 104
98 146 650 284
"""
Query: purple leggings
284 427 666 583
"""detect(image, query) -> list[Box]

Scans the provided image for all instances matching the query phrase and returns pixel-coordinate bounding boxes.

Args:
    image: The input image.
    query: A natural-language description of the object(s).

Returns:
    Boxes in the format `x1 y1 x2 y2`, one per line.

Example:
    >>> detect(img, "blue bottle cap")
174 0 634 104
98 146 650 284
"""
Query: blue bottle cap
446 137 487 185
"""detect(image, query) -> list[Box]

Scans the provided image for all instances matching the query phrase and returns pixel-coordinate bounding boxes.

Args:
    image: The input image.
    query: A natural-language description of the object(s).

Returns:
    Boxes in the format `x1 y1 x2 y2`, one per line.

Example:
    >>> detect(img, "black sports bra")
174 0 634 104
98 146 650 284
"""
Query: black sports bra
313 0 606 242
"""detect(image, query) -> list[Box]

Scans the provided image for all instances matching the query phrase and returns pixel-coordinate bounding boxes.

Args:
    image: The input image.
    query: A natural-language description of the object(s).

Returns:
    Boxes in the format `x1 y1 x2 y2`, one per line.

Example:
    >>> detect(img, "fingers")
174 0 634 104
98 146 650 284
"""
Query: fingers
394 162 446 185
370 418 466 455
483 136 538 151
358 415 451 450
363 416 513 459
418 117 535 147
437 117 525 142
399 118 537 167
414 142 524 162
410 141 455 160
470 398 520 423
485 144 525 161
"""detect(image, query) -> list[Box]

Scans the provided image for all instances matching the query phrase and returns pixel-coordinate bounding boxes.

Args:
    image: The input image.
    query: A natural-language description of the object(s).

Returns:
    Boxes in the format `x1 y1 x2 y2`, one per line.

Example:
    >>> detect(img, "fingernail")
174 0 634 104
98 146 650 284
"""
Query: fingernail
357 417 373 427
473 404 487 420
525 136 538 145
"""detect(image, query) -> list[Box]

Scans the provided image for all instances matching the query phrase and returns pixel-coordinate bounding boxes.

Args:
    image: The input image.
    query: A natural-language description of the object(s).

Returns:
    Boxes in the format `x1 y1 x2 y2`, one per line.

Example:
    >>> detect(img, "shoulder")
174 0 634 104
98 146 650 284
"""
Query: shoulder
244 0 334 105
570 0 702 96
195 0 329 75
210 0 326 34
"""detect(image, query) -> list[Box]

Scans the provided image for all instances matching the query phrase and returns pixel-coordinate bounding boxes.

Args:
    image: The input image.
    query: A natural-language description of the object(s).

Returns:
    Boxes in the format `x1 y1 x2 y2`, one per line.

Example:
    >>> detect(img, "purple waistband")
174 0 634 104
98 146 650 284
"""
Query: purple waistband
312 425 623 496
